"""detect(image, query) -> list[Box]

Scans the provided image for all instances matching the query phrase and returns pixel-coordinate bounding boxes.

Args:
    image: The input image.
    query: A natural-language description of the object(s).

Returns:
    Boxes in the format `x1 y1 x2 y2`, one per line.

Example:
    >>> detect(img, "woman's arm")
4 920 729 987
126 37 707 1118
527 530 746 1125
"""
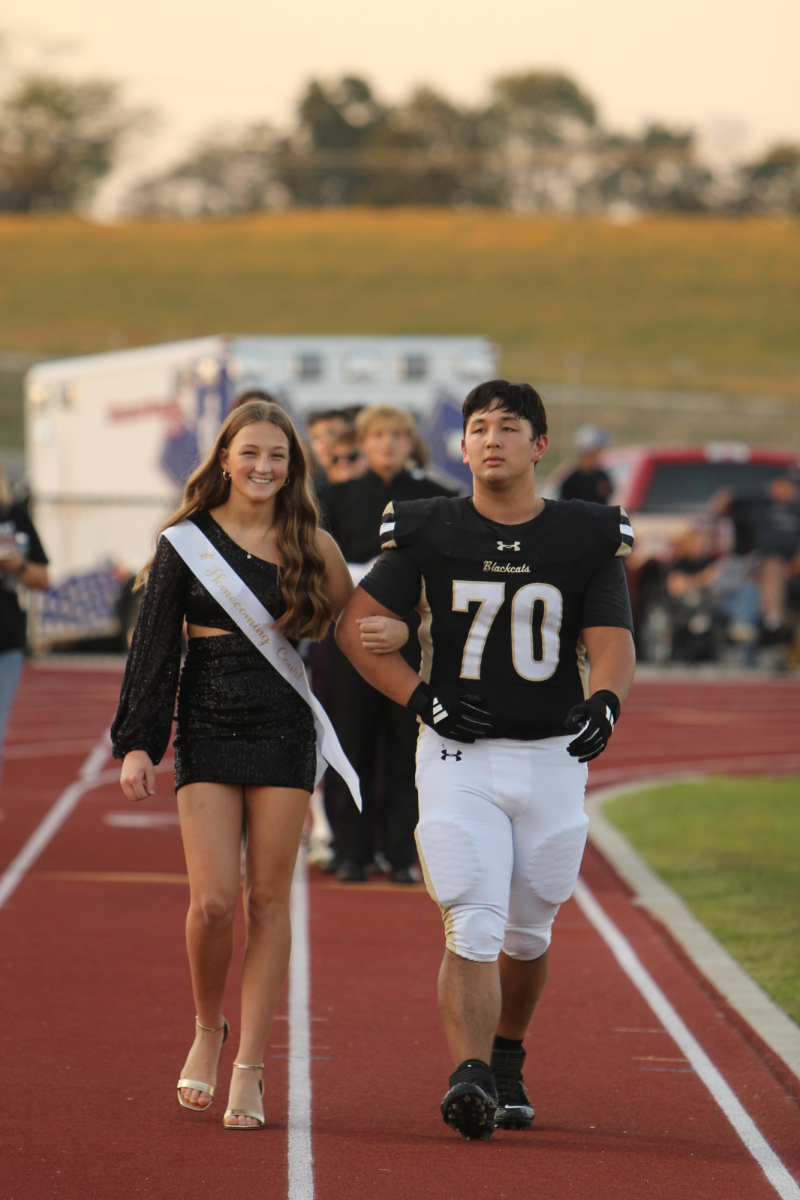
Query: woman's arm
357 615 410 655
120 749 156 802
315 531 409 652
316 529 354 621
111 537 186 775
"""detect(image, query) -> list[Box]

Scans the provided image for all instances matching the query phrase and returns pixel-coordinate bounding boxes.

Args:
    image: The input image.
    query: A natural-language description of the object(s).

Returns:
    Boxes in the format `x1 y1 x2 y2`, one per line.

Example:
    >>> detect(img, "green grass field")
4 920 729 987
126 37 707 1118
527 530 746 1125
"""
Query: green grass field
1 211 799 364
1 210 798 446
604 776 800 1025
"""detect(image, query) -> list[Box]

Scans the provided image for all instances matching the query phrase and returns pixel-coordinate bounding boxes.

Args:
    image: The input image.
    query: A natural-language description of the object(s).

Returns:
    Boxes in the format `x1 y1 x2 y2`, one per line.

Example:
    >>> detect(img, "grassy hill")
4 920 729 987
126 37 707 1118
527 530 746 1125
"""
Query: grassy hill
1 210 799 445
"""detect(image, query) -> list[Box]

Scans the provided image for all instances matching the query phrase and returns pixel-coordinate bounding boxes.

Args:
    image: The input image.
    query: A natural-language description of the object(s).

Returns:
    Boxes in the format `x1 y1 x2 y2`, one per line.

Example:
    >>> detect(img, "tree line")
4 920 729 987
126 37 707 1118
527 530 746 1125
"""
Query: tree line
0 68 798 217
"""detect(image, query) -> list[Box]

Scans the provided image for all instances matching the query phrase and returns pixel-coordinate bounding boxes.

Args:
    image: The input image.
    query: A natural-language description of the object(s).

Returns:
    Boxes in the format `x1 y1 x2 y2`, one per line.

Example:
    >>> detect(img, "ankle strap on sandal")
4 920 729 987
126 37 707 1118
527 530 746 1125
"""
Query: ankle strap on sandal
232 1061 264 1070
196 1016 226 1033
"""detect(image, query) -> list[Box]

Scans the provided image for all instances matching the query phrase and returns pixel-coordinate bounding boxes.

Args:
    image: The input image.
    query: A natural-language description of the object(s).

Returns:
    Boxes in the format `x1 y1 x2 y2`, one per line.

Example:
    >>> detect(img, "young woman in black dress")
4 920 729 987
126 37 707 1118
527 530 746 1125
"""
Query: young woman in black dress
112 401 405 1129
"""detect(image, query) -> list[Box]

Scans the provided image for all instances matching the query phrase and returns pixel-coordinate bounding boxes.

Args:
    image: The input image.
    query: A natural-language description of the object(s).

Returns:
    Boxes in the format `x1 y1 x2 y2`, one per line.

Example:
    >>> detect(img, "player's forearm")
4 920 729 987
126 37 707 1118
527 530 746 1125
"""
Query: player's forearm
335 605 421 706
582 627 636 704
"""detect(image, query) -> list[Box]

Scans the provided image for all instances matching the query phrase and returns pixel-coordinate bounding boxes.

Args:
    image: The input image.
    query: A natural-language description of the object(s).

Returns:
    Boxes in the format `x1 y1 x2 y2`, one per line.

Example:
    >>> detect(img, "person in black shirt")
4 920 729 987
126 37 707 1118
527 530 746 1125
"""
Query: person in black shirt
718 472 800 640
0 466 49 774
558 424 613 505
318 404 455 883
305 409 350 487
336 381 635 1139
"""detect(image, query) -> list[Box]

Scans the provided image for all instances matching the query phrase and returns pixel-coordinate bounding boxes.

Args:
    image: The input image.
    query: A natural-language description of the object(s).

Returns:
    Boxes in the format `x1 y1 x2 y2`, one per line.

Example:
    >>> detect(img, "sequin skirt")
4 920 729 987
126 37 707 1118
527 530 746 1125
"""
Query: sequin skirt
174 632 317 793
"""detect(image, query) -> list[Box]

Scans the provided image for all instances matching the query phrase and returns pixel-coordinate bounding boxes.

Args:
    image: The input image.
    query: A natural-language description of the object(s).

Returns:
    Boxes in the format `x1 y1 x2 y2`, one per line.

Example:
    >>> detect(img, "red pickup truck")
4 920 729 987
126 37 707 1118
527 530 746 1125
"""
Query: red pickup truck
541 443 800 658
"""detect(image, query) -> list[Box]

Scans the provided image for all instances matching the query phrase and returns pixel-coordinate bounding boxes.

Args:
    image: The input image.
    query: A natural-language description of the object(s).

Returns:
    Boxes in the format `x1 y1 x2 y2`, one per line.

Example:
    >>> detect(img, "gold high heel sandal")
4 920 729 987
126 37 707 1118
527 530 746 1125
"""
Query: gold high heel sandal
176 1016 230 1111
224 1062 265 1130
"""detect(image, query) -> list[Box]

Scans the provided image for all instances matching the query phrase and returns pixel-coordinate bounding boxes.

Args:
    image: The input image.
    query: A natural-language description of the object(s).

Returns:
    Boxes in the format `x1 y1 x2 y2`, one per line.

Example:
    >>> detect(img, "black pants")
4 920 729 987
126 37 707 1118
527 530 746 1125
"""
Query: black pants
329 642 419 868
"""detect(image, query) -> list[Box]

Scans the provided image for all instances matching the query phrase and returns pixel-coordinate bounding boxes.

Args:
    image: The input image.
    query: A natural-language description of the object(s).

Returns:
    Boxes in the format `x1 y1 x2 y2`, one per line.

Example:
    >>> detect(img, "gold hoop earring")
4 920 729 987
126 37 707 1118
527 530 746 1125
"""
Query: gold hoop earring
222 469 231 481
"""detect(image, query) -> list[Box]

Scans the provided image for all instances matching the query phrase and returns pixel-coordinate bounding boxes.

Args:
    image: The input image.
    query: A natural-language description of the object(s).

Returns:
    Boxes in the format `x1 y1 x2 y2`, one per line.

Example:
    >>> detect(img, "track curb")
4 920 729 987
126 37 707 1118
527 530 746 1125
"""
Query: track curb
584 778 800 1086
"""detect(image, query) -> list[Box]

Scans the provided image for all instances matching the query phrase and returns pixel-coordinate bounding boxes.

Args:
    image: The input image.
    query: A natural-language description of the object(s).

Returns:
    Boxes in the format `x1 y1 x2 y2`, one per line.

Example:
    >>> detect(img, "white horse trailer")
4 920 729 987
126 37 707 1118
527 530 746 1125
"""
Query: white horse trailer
25 335 496 648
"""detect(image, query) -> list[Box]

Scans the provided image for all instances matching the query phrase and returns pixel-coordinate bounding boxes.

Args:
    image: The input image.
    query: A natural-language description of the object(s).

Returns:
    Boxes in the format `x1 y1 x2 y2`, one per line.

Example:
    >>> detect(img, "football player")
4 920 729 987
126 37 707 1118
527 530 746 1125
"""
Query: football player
337 380 636 1140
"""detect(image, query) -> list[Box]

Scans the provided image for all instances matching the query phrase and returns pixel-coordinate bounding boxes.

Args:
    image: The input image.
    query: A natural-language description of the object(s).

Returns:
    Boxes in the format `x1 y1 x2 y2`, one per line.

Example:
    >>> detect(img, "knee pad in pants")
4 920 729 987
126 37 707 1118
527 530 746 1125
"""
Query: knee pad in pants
416 815 511 963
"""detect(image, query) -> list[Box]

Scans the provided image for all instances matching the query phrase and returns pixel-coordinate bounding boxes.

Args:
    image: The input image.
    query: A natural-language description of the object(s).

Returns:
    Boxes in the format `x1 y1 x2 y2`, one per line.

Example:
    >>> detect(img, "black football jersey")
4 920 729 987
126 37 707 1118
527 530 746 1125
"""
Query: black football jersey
360 496 633 741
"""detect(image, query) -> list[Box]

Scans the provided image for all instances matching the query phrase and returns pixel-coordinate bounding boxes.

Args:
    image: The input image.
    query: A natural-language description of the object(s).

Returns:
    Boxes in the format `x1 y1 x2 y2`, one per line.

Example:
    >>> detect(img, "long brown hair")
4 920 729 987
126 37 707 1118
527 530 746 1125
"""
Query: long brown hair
141 401 332 640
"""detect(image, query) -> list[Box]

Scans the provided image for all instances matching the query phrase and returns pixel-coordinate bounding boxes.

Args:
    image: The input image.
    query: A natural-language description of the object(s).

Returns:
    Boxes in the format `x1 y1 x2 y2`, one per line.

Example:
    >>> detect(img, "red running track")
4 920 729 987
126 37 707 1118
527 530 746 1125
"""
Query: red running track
589 678 800 789
1 667 799 1199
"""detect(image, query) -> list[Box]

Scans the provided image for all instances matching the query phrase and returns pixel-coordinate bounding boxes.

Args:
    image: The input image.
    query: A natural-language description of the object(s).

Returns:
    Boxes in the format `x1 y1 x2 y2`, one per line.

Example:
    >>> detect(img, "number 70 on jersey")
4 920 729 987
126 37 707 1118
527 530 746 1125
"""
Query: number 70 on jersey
453 581 563 683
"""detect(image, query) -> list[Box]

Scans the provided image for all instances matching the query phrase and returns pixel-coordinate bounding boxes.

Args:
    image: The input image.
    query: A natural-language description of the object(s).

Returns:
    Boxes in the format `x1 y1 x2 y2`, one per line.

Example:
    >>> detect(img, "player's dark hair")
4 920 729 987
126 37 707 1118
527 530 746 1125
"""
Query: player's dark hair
462 380 548 438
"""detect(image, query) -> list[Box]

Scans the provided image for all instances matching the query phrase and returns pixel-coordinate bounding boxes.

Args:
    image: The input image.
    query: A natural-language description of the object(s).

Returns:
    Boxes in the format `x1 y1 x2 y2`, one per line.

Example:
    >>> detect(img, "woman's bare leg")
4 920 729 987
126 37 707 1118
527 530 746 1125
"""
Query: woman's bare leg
177 782 244 1108
225 784 310 1127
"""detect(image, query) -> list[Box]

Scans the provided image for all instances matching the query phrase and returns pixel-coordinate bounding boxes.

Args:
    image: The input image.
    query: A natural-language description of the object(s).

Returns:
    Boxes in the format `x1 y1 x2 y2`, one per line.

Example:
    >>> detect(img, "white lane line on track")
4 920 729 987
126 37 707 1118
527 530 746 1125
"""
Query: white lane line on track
574 878 800 1200
586 781 800 1083
0 731 111 912
288 850 314 1200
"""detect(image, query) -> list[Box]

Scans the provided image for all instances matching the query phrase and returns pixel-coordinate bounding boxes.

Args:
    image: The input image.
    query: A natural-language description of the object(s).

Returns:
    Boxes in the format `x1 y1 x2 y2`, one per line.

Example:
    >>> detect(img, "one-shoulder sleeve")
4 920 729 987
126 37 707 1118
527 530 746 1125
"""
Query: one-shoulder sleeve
111 535 187 764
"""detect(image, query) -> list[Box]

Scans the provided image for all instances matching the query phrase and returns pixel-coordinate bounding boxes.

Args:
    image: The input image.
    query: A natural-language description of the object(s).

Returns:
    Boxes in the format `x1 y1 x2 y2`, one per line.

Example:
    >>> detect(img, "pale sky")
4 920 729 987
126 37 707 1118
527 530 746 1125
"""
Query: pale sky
3 0 799 212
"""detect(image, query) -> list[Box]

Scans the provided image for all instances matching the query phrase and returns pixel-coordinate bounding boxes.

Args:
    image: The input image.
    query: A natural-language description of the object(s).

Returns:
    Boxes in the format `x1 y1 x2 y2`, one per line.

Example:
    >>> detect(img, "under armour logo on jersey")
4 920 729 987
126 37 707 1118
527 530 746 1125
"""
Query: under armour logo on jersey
497 540 521 552
441 748 462 761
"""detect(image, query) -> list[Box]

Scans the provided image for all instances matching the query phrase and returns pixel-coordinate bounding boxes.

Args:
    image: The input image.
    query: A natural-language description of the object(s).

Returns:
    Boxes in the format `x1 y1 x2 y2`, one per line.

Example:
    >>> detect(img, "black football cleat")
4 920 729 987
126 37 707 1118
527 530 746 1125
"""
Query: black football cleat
491 1044 535 1131
441 1060 497 1140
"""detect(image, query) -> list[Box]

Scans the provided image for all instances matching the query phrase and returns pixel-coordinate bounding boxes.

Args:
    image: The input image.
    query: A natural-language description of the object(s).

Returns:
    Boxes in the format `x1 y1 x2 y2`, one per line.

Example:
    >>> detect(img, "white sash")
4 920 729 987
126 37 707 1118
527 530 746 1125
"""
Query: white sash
163 521 362 810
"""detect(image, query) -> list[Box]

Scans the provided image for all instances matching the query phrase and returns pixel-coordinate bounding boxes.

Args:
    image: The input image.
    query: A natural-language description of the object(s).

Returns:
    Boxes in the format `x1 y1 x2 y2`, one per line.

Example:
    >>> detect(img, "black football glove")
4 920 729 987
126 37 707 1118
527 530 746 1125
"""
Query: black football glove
565 690 621 763
407 682 494 744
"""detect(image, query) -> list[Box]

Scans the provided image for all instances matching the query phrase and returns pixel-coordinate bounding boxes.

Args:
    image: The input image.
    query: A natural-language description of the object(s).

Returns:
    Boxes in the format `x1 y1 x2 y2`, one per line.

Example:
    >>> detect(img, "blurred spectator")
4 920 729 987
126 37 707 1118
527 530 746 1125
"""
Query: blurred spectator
666 528 723 661
716 471 800 640
667 526 765 660
559 424 613 504
318 404 455 884
306 409 350 482
0 461 49 777
230 388 279 409
713 556 761 649
326 427 368 484
304 409 366 856
409 428 428 471
666 529 718 598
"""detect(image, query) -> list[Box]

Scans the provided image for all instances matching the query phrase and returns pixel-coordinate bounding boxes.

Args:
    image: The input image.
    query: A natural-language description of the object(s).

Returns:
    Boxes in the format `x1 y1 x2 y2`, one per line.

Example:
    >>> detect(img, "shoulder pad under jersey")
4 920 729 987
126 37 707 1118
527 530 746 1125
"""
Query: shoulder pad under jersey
548 499 634 559
596 503 634 557
378 497 452 551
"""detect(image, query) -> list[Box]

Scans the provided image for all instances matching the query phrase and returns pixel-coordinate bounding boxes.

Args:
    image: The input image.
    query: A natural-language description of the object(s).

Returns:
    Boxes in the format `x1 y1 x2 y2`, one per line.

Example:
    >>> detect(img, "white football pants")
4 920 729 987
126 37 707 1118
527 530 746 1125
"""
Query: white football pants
415 727 589 963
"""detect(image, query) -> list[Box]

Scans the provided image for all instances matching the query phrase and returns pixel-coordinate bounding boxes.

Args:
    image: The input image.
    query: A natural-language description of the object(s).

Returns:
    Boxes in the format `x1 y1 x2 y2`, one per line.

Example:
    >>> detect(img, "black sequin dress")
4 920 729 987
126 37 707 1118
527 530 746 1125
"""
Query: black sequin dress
111 511 317 792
